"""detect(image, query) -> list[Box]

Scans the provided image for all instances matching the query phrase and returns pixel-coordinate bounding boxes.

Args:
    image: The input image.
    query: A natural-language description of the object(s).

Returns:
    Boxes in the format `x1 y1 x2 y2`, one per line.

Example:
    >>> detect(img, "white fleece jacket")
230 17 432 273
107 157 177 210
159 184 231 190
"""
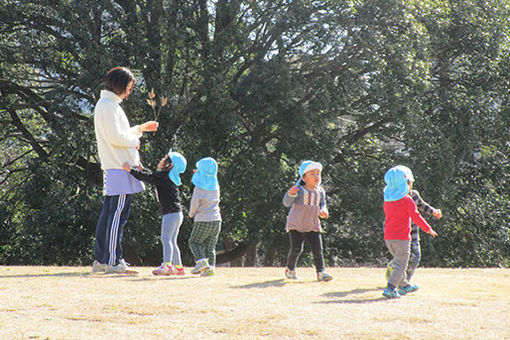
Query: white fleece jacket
94 90 142 170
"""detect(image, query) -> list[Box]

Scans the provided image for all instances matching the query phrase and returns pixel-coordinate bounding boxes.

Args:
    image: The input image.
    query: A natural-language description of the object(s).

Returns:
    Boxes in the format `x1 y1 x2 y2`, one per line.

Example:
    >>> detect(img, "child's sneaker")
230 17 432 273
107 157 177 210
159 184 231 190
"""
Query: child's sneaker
285 268 298 280
92 260 107 273
152 263 174 276
174 266 186 276
382 286 401 299
385 261 395 281
106 259 139 275
191 259 210 274
200 268 215 277
317 271 333 282
398 284 419 295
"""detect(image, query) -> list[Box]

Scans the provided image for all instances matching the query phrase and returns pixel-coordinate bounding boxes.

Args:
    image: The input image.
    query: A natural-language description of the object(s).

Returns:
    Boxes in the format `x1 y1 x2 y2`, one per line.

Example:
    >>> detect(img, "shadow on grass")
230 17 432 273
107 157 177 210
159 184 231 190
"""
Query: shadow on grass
323 287 385 298
317 297 388 304
316 287 388 304
130 275 201 282
0 272 90 278
0 271 200 280
230 279 291 289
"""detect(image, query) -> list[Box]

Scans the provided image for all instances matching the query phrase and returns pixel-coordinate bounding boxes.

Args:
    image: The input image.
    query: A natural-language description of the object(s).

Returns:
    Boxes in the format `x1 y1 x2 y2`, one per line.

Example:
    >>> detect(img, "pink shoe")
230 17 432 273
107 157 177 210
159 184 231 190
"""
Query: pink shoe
174 267 185 276
152 263 174 276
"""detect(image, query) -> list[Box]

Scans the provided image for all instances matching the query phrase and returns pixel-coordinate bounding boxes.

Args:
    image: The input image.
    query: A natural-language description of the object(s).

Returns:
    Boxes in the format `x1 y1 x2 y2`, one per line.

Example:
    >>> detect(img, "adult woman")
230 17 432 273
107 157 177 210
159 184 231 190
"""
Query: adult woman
92 66 158 274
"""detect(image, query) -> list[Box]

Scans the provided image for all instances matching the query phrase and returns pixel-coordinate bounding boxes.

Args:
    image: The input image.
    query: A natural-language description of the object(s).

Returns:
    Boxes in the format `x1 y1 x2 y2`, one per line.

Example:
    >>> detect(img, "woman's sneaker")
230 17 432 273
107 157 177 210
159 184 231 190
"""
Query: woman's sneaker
92 260 107 273
106 259 139 275
317 271 333 282
382 287 401 299
285 268 298 280
152 263 174 276
191 259 210 274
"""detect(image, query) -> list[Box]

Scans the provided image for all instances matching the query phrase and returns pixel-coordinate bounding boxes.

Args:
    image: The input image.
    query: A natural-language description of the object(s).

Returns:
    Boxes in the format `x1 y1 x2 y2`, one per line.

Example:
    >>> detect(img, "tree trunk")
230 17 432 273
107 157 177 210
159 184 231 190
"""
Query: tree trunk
244 242 260 267
263 244 276 267
218 237 245 266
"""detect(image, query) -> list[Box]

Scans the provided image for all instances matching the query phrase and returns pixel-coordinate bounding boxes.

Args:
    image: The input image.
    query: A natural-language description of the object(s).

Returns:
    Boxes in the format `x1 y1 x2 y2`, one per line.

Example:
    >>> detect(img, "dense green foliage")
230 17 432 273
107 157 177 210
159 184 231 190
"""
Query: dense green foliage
1 0 509 267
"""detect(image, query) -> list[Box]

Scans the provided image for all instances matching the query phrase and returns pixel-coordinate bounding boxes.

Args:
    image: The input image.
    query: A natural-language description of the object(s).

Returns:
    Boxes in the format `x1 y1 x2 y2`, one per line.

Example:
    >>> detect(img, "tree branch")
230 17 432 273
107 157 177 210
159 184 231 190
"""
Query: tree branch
8 109 49 161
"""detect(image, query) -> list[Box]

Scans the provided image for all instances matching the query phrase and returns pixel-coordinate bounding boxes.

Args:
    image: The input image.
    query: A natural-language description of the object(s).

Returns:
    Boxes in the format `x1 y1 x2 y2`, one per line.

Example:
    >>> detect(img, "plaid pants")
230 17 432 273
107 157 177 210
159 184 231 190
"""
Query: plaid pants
189 221 221 266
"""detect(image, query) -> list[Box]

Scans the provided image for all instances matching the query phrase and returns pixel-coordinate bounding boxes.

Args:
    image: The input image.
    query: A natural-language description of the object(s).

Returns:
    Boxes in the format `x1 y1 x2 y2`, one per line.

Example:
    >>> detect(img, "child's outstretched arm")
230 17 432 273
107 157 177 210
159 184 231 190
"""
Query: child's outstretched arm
427 228 438 237
283 185 299 207
122 162 160 185
407 196 438 237
410 190 442 219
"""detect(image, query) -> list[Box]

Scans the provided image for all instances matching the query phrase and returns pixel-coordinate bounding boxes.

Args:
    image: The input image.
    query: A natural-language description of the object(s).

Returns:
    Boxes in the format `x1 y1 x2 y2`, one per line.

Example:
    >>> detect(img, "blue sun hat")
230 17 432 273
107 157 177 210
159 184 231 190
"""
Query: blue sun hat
192 157 219 191
394 165 414 183
167 150 187 186
383 166 412 202
296 160 323 185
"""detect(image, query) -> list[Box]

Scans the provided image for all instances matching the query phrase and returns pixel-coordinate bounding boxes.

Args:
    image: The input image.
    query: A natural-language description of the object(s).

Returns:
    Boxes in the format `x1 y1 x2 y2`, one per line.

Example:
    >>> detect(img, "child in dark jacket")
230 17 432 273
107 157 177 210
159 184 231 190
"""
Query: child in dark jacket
123 150 187 275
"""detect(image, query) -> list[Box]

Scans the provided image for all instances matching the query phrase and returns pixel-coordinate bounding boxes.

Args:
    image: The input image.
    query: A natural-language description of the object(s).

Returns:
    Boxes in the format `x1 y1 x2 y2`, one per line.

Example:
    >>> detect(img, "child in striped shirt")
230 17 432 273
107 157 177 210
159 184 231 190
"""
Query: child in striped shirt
283 161 332 282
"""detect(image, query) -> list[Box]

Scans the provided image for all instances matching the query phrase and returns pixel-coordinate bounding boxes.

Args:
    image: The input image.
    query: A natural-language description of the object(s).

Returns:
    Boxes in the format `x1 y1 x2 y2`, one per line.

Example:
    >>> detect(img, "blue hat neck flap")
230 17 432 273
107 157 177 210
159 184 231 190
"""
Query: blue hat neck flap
168 151 187 186
192 157 219 191
383 166 410 202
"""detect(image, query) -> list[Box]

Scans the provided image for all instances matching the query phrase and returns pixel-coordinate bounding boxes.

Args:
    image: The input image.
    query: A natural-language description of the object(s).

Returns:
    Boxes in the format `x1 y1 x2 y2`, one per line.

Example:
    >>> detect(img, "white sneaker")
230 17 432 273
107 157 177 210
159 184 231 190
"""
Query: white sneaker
106 259 139 275
191 259 210 274
92 260 106 273
285 268 298 280
152 263 174 276
317 271 333 282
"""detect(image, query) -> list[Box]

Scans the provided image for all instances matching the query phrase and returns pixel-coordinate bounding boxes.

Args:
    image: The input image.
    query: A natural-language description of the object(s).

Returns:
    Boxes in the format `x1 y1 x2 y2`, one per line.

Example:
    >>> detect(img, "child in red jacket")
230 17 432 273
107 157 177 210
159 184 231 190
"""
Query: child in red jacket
382 166 438 299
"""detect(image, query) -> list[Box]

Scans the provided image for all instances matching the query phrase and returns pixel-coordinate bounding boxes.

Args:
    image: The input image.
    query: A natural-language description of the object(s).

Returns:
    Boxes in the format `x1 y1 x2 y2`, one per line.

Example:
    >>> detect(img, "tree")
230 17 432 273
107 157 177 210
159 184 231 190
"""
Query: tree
1 0 509 267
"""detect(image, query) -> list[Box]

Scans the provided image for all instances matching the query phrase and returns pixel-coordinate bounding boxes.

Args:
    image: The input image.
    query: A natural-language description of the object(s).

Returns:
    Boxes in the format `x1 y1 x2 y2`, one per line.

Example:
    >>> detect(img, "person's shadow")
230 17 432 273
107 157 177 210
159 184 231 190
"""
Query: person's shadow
316 287 388 304
0 272 89 278
230 279 293 289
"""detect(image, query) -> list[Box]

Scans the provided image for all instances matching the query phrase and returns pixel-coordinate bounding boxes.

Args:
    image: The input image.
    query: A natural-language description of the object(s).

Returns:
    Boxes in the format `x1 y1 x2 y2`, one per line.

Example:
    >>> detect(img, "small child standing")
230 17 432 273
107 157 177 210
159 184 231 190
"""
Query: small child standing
283 161 332 282
188 157 221 277
123 149 187 276
382 165 438 298
385 166 442 286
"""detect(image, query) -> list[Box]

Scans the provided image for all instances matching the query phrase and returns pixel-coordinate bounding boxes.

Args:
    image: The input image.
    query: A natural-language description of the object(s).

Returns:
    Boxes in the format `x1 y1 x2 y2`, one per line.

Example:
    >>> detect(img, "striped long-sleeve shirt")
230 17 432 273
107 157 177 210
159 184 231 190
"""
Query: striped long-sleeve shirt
409 190 436 241
283 185 327 233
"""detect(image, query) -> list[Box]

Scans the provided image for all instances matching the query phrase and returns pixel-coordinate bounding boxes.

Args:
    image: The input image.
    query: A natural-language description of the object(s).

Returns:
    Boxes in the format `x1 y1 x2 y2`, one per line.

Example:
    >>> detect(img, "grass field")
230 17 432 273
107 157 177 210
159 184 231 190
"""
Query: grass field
0 266 509 339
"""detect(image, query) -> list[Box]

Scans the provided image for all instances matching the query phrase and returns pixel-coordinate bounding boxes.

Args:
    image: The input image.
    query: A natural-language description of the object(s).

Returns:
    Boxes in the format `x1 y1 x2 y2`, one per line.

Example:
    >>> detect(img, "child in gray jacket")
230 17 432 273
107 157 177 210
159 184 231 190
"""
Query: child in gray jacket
189 157 221 277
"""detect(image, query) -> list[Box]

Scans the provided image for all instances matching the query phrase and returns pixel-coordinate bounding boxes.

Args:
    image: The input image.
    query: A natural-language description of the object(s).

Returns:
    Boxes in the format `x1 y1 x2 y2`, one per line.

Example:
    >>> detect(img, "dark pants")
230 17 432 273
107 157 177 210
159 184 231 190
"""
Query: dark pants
94 194 132 266
286 230 325 273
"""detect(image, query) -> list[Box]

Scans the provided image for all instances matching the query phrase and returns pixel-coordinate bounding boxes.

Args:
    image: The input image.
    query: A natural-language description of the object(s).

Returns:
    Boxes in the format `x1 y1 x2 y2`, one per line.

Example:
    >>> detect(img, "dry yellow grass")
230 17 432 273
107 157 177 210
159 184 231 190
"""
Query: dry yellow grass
0 266 509 339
